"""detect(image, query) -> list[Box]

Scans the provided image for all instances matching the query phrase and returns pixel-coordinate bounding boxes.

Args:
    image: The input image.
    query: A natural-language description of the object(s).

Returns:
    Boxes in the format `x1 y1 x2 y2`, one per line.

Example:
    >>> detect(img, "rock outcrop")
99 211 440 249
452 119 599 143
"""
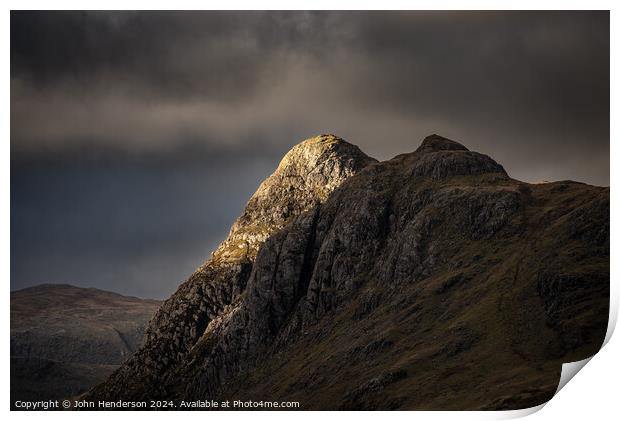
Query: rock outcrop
86 134 609 410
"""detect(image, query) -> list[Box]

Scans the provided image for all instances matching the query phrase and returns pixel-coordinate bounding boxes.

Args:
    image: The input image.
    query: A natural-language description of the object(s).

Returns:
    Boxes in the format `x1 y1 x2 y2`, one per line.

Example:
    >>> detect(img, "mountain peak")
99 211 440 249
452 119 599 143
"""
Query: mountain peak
265 134 376 203
215 134 375 262
277 134 372 173
83 134 376 398
416 134 469 153
86 134 608 410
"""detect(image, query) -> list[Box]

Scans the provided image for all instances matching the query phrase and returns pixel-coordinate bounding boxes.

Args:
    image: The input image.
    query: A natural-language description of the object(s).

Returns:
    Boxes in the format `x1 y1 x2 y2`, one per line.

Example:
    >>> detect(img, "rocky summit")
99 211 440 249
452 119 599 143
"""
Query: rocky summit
85 134 609 410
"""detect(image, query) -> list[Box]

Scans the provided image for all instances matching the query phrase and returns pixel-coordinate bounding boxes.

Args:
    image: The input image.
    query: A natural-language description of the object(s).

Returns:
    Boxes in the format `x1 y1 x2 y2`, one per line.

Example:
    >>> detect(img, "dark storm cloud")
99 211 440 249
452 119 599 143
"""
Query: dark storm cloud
11 11 609 298
11 11 345 101
349 12 608 126
11 11 609 174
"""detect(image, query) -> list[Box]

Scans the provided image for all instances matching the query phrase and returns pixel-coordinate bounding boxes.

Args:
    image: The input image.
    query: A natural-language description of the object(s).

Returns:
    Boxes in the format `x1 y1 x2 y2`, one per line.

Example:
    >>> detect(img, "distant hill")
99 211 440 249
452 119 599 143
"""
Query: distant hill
11 284 160 406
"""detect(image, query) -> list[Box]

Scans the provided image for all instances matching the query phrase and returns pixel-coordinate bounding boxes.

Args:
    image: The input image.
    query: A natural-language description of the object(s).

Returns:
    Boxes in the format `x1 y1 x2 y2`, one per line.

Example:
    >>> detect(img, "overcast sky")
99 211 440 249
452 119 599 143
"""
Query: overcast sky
11 11 609 299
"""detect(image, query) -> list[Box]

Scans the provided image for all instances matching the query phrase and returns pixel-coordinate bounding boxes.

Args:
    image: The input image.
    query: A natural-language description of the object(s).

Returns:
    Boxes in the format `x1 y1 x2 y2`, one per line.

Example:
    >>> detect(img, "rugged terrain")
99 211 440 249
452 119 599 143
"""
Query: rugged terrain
11 284 160 405
85 134 609 410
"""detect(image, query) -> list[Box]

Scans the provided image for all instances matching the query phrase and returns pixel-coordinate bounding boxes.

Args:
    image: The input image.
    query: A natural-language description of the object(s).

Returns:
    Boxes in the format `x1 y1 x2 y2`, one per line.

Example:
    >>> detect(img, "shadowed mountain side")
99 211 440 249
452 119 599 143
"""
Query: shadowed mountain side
85 134 609 410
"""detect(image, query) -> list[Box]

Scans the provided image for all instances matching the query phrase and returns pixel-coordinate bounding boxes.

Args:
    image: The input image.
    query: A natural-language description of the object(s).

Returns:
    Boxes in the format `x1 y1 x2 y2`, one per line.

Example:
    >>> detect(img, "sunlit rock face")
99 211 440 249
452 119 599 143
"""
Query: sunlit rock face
218 134 377 262
86 134 608 410
86 134 375 400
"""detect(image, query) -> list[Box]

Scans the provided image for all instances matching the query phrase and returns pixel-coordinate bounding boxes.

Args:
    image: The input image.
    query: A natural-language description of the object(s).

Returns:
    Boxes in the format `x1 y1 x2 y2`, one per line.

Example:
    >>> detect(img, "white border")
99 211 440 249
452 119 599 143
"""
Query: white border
4 2 617 420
